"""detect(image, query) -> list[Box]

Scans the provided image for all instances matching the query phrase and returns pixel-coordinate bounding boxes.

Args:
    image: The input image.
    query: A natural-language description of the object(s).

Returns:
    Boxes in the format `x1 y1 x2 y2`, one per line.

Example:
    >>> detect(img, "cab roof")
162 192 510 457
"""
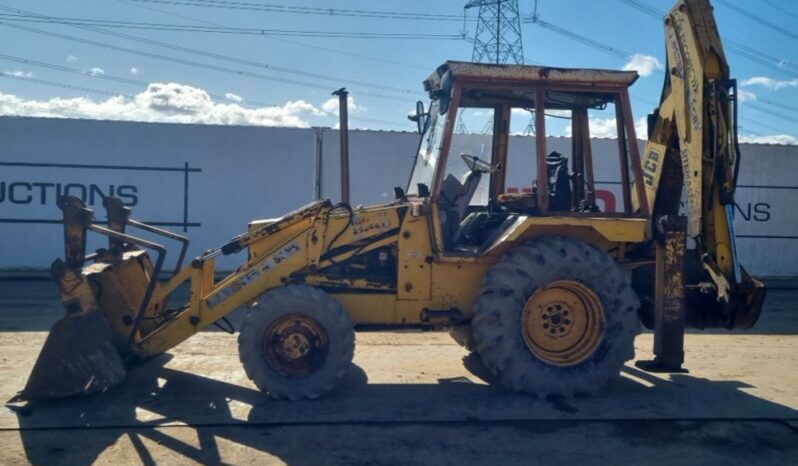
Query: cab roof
424 61 640 110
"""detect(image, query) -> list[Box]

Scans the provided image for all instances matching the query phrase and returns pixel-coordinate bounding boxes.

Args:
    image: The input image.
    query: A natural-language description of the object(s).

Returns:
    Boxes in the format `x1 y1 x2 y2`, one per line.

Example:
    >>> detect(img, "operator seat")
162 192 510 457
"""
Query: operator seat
546 151 572 211
439 171 482 246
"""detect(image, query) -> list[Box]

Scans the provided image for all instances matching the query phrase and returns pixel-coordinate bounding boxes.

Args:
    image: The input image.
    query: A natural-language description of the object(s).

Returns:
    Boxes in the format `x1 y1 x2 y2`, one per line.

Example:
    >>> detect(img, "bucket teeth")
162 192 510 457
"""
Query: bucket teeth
10 307 127 402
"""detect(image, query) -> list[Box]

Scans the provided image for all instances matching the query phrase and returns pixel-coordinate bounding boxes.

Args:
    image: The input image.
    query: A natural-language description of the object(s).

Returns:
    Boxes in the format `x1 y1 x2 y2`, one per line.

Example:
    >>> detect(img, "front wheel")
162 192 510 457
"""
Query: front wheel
238 285 355 400
472 236 640 398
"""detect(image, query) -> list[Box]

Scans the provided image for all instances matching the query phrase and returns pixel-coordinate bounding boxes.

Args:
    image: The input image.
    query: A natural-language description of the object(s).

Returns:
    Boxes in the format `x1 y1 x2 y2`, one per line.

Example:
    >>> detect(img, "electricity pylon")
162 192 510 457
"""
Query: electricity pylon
464 0 529 134
465 0 524 64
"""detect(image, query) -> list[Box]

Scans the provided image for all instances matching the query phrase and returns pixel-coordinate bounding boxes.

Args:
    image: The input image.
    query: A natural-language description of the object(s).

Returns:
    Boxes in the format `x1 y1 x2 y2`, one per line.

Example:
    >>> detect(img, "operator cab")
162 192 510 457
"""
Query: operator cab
407 61 645 255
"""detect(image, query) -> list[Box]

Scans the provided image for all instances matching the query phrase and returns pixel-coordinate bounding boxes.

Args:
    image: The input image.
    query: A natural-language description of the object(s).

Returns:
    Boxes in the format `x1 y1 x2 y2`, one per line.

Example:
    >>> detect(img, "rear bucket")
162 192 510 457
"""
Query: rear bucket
9 307 127 402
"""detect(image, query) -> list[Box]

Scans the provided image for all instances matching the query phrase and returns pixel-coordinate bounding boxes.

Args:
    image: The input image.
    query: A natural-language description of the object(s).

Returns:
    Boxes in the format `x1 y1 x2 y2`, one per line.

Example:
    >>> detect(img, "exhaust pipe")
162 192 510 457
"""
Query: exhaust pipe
333 87 350 204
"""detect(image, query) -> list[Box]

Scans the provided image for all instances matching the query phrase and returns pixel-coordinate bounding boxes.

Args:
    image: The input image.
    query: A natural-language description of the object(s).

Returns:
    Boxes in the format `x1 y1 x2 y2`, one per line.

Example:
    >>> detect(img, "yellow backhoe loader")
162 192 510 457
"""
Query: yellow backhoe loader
11 0 764 402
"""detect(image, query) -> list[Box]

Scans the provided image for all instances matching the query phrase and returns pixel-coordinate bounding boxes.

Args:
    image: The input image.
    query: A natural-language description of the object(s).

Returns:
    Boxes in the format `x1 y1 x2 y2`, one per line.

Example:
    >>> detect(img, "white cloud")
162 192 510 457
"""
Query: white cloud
224 92 243 103
623 53 663 77
0 82 323 127
322 95 365 115
588 117 618 138
563 117 617 138
741 76 798 90
66 55 78 62
88 67 105 76
130 67 139 75
635 116 648 139
739 134 798 145
6 70 33 78
737 89 757 102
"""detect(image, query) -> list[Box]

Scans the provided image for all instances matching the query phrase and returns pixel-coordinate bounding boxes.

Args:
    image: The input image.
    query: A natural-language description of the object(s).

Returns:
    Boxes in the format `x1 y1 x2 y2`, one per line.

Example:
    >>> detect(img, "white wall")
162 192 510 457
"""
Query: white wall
0 116 795 276
0 117 316 271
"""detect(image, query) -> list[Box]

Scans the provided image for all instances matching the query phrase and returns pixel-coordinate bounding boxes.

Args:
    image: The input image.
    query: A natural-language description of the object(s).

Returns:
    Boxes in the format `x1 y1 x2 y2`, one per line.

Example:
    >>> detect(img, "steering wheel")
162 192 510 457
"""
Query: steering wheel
460 153 500 173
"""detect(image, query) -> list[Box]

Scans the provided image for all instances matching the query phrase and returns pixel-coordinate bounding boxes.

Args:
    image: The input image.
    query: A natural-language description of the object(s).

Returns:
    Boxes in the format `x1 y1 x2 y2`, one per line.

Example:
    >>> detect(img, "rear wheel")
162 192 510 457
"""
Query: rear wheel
472 236 640 398
238 285 355 400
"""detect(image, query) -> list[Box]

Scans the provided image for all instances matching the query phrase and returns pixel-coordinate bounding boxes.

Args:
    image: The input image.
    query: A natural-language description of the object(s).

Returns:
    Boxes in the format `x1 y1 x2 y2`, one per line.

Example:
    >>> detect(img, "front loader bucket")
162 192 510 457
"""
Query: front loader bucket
10 195 184 403
9 307 126 402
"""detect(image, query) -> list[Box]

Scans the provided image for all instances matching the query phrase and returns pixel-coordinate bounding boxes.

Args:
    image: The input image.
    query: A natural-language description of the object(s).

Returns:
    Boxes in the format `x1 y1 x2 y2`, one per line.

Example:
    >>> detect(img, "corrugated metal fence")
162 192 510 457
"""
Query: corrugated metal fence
1 116 795 276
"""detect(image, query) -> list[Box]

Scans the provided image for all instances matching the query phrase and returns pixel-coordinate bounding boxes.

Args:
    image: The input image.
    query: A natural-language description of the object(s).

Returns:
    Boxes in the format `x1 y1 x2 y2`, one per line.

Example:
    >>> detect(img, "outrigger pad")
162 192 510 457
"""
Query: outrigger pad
8 308 126 402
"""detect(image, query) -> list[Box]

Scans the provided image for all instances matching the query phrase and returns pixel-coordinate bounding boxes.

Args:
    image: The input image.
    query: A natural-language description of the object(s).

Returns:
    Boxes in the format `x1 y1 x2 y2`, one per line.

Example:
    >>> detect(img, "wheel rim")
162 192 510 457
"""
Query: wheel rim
261 313 329 377
521 280 605 367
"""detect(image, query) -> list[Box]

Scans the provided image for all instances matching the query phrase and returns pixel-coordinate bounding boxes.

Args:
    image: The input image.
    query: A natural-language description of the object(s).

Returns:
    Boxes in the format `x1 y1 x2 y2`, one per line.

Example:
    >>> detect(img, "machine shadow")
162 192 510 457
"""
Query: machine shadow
11 355 798 466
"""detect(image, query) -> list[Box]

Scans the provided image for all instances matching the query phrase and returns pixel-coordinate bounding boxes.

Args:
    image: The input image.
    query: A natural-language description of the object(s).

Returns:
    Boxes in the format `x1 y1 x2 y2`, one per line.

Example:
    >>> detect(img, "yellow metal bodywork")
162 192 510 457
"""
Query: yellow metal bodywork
125 197 648 357
54 1 751 363
635 0 736 280
521 280 605 366
24 0 765 404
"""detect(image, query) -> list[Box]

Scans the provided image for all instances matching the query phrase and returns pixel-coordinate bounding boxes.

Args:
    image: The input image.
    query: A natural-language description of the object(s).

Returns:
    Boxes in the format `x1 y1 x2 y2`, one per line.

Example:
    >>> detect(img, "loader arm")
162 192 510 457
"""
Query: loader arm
137 200 403 356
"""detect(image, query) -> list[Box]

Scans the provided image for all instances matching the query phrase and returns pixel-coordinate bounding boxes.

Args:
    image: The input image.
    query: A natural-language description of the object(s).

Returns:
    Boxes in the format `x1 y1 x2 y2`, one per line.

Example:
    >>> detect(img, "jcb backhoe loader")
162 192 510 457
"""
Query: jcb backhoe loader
11 0 764 402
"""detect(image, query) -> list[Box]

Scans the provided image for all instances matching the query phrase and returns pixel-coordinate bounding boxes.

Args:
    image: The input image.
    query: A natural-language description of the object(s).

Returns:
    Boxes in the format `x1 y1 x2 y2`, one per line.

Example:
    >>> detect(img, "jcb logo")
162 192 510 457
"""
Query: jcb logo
643 150 660 187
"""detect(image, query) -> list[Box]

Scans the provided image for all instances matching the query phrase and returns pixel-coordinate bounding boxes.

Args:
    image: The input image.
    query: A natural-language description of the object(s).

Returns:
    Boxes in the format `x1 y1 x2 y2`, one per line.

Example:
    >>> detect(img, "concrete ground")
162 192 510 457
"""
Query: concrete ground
0 281 796 465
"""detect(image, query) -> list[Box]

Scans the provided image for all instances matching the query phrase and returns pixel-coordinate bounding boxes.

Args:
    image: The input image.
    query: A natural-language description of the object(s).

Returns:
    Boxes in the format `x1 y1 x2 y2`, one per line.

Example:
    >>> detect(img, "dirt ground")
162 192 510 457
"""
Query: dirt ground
0 281 796 465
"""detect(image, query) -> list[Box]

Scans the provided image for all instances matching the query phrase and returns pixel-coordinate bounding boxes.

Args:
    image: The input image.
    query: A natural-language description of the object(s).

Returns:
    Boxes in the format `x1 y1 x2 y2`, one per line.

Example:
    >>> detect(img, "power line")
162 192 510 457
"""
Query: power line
760 0 798 21
116 0 431 71
715 0 798 43
724 42 798 79
756 97 798 114
0 13 466 40
0 5 425 98
128 0 470 22
0 71 129 97
615 0 798 133
0 19 415 103
521 1 796 137
523 16 631 60
617 0 798 78
747 102 798 125
4 68 786 135
0 71 410 128
737 116 796 137
726 40 797 73
0 53 278 106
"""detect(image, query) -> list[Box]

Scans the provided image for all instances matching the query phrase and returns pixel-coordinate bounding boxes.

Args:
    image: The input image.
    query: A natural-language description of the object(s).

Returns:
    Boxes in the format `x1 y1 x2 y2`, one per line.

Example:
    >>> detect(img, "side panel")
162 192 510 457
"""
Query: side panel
430 262 492 318
396 214 433 301
484 216 650 258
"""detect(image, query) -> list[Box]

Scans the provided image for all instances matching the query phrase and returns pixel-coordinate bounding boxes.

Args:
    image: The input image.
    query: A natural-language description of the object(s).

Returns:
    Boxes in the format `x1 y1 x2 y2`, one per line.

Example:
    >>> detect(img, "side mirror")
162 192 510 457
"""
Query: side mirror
408 100 428 134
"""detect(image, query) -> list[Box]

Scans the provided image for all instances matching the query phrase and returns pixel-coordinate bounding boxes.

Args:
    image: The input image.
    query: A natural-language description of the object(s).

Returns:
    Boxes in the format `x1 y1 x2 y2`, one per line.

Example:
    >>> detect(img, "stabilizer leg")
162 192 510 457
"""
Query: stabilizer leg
636 215 688 373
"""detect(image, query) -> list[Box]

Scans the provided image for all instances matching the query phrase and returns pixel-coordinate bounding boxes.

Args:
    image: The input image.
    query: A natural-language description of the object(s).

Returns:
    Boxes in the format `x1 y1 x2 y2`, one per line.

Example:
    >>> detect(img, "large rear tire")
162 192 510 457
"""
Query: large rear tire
238 285 355 400
472 236 640 398
448 324 477 352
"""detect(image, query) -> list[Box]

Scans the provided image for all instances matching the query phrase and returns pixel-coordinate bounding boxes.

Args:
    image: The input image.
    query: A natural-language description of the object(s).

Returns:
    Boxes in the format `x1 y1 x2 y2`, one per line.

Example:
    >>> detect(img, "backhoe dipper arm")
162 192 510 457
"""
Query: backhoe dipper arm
634 1 764 371
639 0 743 285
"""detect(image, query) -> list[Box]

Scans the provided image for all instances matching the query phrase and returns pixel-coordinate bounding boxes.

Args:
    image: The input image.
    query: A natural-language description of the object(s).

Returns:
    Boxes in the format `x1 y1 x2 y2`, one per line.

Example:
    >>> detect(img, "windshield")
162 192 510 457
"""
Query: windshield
406 99 445 196
441 107 494 206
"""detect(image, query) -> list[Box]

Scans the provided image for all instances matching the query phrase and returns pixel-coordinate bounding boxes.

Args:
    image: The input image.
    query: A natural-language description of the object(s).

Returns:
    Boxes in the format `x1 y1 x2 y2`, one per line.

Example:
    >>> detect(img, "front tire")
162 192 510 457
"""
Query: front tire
238 285 355 400
472 236 640 398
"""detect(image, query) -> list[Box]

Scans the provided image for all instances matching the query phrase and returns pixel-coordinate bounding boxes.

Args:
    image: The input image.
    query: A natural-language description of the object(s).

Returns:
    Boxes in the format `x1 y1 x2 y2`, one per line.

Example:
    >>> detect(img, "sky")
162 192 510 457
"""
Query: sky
0 0 795 144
